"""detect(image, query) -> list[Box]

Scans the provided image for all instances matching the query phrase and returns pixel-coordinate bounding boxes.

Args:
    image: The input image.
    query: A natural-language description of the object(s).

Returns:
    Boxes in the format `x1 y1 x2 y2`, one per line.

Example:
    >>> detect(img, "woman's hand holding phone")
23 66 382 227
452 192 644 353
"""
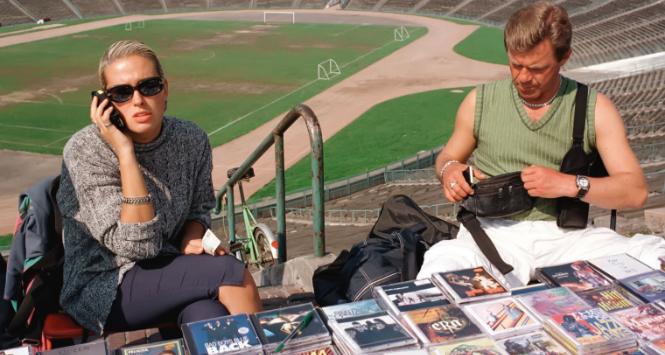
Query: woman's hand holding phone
90 94 133 158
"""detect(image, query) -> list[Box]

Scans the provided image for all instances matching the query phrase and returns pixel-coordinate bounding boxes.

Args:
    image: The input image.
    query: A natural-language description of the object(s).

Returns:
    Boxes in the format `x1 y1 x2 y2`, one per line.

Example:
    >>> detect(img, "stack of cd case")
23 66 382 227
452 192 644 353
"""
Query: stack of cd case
544 307 637 354
463 297 541 339
431 266 510 304
327 310 418 354
253 302 331 354
181 313 263 355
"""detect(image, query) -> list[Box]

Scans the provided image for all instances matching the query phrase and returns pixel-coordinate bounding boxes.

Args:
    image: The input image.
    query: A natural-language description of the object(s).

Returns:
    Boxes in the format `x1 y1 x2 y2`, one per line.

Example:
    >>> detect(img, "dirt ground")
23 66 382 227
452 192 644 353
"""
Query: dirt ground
0 9 507 234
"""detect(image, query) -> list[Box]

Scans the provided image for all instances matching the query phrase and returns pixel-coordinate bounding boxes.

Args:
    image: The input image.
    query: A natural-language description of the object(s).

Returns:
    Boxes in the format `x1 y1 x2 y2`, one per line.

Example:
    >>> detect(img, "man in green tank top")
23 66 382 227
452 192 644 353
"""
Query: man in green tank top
417 1 665 286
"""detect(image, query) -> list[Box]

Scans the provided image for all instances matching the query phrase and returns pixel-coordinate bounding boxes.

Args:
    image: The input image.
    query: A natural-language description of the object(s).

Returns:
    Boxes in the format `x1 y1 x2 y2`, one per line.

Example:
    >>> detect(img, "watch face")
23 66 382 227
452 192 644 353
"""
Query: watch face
578 176 590 189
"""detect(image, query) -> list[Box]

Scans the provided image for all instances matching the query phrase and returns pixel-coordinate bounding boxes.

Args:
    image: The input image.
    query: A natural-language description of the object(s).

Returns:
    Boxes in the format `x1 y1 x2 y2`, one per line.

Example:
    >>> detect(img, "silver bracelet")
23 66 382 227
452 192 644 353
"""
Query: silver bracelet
121 194 152 205
438 159 460 180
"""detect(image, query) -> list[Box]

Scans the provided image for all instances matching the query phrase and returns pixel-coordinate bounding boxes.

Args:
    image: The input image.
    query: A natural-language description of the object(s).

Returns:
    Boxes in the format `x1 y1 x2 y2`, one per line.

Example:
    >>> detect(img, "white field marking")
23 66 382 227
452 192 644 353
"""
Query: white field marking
0 139 55 148
45 134 72 147
0 123 72 133
331 23 368 37
46 93 63 104
203 51 216 61
450 89 464 93
207 32 408 137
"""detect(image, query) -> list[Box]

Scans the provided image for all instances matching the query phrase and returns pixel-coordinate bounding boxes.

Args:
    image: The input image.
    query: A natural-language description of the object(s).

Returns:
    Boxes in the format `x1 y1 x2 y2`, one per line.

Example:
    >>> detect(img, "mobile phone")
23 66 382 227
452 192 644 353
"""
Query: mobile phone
462 166 475 185
91 90 125 130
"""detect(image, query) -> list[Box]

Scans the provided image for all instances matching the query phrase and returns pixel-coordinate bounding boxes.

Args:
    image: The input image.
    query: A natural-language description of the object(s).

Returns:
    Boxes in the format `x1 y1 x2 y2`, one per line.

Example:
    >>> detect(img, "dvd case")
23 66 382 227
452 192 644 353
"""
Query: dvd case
330 310 417 353
496 330 569 355
611 303 665 342
253 303 330 353
588 253 653 281
517 287 592 321
402 304 483 345
545 307 637 354
619 270 665 303
320 299 383 323
576 285 639 313
39 338 107 355
373 279 450 316
118 339 185 355
432 266 509 304
428 336 505 355
536 260 612 292
181 313 262 355
463 297 541 339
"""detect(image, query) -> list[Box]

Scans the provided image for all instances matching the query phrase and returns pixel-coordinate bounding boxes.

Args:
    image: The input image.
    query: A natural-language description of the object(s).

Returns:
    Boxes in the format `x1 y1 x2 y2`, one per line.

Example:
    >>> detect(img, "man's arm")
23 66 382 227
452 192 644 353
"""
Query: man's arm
522 93 647 209
436 89 486 202
585 93 646 209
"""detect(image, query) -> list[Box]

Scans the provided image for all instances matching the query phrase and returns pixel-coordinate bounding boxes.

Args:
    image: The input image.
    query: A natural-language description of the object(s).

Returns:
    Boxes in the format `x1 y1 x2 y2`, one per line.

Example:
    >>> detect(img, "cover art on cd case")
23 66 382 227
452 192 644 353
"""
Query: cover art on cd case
465 298 539 337
429 336 504 355
406 305 482 344
321 299 383 322
518 287 591 319
254 303 328 346
588 253 653 280
181 314 261 355
120 339 185 355
576 286 637 313
549 307 634 345
497 331 569 355
612 303 665 341
620 270 665 303
338 313 413 350
538 260 612 292
380 279 449 312
440 267 507 300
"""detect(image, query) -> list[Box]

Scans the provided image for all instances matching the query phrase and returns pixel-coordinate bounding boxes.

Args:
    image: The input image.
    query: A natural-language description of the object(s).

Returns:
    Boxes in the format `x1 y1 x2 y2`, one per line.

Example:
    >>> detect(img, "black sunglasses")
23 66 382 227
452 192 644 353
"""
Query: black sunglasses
105 76 164 103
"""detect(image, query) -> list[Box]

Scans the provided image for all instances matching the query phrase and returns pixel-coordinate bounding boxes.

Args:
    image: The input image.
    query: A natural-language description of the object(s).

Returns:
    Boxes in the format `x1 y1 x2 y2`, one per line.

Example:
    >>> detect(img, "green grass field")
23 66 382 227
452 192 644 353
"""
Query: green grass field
250 23 507 200
453 26 508 65
251 87 471 201
0 19 424 154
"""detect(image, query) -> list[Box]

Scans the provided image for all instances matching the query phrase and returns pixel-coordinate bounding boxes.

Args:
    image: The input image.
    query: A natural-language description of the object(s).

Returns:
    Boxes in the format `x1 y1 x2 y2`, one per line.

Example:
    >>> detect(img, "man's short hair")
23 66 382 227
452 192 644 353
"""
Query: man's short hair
98 40 164 88
504 1 572 61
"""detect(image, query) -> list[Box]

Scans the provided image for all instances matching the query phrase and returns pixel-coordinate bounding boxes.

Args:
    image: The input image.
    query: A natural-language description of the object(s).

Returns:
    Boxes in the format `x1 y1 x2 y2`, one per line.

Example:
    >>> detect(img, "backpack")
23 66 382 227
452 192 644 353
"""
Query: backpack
3 176 64 345
312 195 458 306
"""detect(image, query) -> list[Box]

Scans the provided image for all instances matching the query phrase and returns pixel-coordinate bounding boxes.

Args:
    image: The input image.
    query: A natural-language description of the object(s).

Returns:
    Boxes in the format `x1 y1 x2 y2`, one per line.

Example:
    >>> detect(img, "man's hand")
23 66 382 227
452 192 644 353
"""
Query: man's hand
521 165 577 198
441 162 487 203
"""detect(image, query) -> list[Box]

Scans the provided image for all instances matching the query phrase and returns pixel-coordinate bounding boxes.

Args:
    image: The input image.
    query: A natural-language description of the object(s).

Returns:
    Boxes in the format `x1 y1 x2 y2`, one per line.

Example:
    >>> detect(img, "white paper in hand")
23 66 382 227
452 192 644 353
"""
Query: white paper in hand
202 229 221 255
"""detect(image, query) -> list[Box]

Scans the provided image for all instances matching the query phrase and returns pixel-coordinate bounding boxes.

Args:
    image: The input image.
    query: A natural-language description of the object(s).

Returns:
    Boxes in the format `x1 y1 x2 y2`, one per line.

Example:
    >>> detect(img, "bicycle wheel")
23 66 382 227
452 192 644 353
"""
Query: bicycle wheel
253 224 276 268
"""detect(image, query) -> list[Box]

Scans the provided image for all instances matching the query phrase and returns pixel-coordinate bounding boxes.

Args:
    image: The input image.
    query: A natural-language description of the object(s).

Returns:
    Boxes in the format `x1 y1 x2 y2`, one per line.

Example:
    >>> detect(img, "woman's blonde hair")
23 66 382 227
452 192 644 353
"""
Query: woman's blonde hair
98 40 164 88
504 1 572 61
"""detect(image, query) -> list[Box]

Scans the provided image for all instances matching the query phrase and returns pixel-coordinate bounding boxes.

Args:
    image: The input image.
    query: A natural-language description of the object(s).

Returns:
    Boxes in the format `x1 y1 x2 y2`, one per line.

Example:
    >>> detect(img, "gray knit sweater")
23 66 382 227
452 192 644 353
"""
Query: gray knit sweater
56 116 215 333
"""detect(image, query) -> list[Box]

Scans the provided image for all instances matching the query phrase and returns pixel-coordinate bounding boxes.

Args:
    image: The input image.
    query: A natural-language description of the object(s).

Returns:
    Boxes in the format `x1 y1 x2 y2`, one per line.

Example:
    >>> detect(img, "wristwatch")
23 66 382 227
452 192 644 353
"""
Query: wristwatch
576 175 590 199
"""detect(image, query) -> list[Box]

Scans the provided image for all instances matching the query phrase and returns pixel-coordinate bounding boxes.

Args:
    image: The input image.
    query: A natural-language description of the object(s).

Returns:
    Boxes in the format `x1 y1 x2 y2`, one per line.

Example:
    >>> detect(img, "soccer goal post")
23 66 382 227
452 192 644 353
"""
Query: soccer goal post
317 59 341 80
394 25 410 42
263 11 295 24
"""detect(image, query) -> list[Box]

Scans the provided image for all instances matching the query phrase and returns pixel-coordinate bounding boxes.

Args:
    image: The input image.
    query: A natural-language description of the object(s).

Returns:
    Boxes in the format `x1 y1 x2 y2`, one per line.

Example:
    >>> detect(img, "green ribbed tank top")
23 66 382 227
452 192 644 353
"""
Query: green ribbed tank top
473 76 597 220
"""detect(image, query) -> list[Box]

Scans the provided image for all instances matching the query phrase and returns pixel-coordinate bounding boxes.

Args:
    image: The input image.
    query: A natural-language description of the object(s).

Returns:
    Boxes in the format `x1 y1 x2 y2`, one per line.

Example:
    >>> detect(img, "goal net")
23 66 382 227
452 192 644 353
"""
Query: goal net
394 26 410 42
263 11 295 24
317 59 341 80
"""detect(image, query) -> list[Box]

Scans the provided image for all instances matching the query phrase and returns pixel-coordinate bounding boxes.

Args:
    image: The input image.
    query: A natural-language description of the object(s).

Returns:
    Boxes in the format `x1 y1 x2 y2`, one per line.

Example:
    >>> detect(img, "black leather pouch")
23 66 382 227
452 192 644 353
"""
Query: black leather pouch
460 172 534 218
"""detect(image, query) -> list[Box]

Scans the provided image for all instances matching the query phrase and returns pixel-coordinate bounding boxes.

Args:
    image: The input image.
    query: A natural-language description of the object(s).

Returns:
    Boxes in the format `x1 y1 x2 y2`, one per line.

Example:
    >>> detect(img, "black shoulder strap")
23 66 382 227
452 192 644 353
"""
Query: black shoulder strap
573 83 588 145
572 83 617 230
457 210 513 275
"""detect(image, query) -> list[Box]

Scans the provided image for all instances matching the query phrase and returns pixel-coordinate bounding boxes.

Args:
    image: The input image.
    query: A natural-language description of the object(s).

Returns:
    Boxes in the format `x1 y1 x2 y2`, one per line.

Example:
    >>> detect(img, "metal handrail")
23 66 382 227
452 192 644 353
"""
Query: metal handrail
213 104 325 262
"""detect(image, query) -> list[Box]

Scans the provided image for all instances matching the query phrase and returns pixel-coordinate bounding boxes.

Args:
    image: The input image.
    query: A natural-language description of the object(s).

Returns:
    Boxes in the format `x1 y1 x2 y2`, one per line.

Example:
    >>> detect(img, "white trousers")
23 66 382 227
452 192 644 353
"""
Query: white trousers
417 218 665 286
